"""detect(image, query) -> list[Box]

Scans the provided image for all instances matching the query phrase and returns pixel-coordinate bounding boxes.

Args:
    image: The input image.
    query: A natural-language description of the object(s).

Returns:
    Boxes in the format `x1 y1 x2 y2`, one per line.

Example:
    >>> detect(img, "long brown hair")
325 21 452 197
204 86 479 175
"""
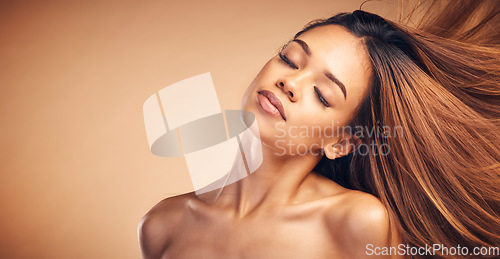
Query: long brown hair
307 0 500 257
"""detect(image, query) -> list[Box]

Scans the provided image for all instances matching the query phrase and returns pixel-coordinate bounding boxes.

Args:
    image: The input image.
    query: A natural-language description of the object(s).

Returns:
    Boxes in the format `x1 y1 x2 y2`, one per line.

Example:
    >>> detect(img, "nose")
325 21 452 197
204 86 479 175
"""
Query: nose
277 80 296 101
276 71 312 102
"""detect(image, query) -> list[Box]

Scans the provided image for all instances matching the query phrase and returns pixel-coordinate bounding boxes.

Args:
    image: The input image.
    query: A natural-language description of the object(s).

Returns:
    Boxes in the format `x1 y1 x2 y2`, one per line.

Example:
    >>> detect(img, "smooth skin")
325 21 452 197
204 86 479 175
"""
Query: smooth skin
139 25 401 258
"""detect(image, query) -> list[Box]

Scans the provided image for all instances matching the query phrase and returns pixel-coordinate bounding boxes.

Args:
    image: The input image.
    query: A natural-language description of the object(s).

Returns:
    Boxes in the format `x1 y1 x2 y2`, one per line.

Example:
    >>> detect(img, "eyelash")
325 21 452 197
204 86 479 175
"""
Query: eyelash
278 52 298 69
279 52 330 107
314 86 330 107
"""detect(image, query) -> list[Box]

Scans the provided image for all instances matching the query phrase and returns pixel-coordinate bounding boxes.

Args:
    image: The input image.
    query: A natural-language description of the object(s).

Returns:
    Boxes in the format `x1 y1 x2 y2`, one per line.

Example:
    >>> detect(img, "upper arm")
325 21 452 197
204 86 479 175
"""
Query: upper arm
138 212 170 259
138 197 184 259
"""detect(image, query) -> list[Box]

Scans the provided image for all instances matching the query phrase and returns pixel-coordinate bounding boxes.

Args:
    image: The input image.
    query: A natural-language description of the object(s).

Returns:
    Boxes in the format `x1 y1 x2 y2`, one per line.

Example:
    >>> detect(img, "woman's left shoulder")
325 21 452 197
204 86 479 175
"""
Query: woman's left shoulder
324 189 391 257
340 190 389 236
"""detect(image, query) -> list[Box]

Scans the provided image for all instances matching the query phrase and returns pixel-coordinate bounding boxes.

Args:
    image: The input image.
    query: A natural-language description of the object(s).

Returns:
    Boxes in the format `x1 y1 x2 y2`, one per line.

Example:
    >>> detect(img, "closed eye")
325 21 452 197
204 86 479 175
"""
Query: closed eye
314 86 330 107
279 52 298 69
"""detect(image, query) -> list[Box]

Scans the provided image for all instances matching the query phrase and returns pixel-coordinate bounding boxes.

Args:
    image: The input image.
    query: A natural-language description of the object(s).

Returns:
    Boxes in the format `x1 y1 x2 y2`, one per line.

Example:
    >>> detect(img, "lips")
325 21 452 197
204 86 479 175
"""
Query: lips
257 90 286 121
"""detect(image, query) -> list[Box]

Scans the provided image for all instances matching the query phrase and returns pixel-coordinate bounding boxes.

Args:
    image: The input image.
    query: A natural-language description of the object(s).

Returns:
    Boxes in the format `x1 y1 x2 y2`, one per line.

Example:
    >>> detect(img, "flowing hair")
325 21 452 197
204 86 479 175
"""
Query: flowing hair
306 0 500 257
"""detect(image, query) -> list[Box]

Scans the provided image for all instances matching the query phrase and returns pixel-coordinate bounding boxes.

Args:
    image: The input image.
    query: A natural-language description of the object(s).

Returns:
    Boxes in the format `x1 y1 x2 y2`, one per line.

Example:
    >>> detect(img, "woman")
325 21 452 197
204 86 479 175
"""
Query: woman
139 1 500 258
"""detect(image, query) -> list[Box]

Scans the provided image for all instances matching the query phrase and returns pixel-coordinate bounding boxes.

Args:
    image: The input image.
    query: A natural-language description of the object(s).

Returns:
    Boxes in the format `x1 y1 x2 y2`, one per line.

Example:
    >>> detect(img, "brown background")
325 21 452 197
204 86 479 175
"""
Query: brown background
0 0 395 258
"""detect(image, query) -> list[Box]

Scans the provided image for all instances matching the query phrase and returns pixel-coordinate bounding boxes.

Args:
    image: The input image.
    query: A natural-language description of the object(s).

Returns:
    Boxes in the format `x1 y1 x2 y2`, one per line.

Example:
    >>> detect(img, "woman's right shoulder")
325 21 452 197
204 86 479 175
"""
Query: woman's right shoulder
137 192 196 259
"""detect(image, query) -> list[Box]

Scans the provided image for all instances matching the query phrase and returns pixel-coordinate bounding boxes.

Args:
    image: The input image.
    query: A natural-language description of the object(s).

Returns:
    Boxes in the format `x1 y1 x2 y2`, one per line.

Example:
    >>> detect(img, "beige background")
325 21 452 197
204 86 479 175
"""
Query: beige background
0 0 392 258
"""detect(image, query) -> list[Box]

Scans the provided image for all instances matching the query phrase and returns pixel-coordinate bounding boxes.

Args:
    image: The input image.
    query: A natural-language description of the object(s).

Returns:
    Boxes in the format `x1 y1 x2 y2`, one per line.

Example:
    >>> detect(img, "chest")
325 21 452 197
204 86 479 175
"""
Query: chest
163 212 341 259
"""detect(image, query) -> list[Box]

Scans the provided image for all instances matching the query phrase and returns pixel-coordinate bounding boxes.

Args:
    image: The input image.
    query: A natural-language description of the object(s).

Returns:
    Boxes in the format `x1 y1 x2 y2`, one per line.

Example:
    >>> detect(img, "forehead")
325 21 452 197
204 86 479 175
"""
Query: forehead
296 25 372 104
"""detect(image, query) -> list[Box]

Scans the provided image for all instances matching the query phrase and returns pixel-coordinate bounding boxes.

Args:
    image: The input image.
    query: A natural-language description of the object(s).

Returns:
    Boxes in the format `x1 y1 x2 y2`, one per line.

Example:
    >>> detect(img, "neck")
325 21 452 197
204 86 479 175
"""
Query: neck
216 137 324 218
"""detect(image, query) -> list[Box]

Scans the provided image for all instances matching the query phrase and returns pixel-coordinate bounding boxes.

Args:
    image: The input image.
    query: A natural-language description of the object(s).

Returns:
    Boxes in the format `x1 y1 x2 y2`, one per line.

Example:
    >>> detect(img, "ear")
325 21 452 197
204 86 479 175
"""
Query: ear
323 135 361 160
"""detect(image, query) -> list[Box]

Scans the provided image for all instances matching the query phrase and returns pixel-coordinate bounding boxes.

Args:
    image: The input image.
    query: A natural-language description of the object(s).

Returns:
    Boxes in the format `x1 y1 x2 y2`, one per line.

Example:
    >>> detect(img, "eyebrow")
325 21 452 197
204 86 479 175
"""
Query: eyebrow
292 39 311 55
325 72 347 99
292 39 347 99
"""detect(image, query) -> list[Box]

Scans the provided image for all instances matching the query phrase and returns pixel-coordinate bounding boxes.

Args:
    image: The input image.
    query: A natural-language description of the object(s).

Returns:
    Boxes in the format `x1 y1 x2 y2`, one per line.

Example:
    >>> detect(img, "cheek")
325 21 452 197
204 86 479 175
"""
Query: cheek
242 59 285 102
287 111 352 142
243 60 275 93
255 57 289 83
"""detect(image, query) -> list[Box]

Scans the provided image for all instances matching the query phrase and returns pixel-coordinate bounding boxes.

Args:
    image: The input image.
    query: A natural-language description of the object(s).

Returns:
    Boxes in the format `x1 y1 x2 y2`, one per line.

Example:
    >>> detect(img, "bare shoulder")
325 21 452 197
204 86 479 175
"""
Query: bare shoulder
326 189 391 258
137 192 195 259
340 190 390 239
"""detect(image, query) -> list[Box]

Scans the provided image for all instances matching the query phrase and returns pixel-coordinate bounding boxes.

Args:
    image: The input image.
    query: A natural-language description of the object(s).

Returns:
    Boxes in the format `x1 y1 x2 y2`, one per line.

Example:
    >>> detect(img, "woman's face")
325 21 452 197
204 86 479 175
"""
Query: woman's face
241 24 372 156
